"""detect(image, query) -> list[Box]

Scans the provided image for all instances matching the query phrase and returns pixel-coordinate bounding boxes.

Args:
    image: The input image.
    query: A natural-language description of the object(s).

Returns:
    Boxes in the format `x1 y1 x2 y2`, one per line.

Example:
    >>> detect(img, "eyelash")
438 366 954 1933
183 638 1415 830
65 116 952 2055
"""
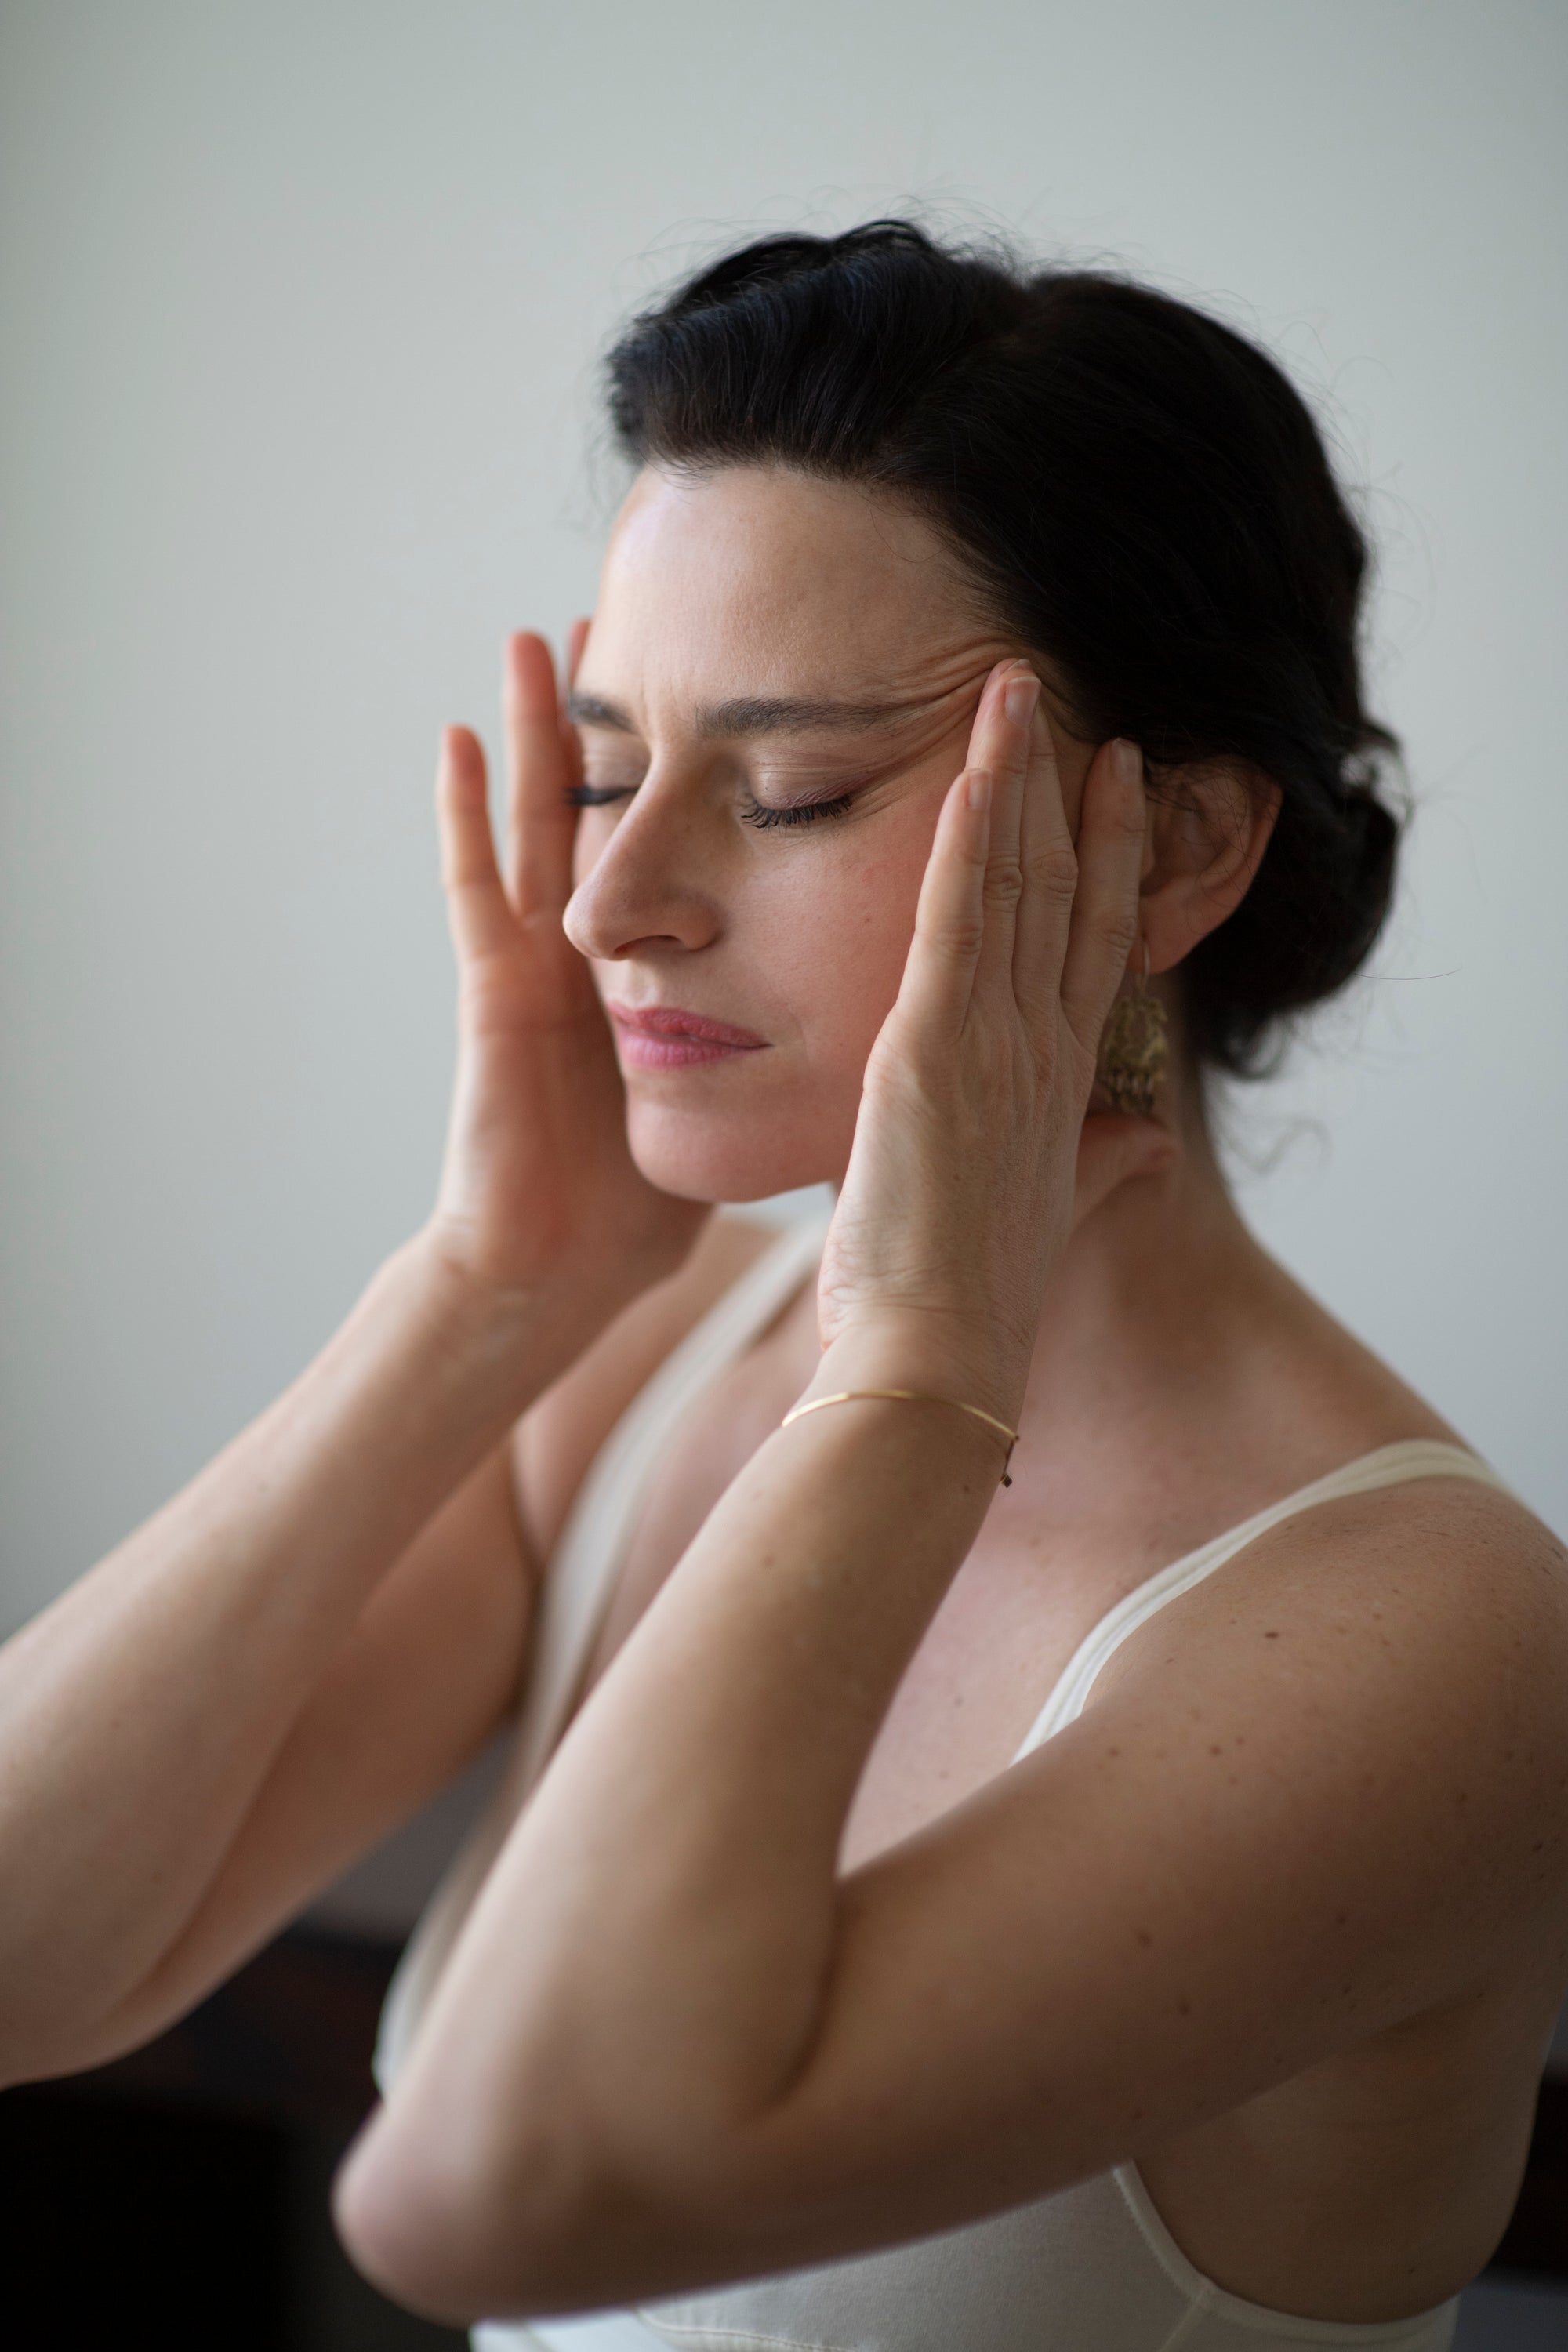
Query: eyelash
742 792 853 829
563 785 855 830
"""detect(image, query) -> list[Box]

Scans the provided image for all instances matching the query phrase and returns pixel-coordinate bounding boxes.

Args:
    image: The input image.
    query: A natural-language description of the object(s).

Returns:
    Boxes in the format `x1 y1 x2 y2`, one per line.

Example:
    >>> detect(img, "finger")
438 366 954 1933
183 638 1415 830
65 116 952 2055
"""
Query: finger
1059 739 1148 1056
564 616 591 686
894 768 993 1043
963 662 1036 1003
437 726 516 964
503 630 578 918
1012 699 1081 1021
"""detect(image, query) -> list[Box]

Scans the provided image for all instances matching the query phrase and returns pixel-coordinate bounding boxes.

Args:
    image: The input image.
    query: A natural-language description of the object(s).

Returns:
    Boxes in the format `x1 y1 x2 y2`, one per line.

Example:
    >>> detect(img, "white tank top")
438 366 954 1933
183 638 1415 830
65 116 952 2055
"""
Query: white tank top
376 1213 1505 2352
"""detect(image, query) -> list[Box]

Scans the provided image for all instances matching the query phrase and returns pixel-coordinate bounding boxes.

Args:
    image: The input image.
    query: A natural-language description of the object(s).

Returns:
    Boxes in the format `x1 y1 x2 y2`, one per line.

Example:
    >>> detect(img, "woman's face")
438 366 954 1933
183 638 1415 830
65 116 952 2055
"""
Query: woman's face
564 465 1076 1202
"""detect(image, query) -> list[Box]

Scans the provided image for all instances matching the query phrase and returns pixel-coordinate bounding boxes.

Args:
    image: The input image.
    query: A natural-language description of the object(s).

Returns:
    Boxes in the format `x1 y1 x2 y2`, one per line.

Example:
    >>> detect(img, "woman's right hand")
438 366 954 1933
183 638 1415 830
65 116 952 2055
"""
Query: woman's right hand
423 629 706 1306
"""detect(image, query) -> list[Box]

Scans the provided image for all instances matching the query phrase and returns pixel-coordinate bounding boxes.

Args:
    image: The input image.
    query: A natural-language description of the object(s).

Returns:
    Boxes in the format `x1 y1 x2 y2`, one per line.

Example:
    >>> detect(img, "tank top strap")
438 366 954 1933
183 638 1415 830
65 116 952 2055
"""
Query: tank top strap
510 1208 832 1796
1013 1439 1510 1762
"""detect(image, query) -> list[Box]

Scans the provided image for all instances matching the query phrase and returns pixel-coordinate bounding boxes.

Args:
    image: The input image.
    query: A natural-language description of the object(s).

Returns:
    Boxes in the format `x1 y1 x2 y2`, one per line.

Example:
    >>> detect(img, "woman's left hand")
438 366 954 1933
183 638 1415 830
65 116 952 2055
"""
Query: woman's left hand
818 660 1173 1423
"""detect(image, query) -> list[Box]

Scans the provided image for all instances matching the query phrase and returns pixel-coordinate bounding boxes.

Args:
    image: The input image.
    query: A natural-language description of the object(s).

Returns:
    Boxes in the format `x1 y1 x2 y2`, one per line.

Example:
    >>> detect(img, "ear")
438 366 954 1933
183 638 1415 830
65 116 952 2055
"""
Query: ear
1138 760 1279 976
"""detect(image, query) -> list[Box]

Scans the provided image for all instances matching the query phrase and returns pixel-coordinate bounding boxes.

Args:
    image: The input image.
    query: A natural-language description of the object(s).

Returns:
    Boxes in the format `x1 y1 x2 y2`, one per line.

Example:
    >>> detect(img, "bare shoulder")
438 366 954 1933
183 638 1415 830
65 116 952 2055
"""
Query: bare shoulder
1094 1465 1568 1944
1109 1465 1568 1695
513 1213 789 1566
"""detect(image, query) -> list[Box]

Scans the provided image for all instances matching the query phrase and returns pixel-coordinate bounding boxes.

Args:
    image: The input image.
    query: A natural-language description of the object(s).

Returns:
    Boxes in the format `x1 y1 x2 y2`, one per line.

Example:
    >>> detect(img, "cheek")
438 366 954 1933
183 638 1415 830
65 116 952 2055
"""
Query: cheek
762 832 930 1065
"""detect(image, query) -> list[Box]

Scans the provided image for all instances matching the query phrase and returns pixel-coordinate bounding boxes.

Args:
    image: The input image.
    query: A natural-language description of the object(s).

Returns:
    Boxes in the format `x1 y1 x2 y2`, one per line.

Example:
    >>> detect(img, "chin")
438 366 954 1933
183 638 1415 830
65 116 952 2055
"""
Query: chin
625 1096 850 1206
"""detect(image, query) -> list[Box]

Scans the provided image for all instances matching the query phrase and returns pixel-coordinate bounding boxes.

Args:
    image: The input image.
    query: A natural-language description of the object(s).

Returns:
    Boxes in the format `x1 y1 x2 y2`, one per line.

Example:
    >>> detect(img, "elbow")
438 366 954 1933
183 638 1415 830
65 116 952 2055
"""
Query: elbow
333 2110 541 2325
332 2097 688 2325
0 1994 169 2100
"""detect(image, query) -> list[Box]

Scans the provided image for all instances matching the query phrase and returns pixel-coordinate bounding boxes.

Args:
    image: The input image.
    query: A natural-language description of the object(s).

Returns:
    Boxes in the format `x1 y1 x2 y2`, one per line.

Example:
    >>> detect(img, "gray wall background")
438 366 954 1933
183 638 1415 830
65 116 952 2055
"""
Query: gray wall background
3 0 1565 1682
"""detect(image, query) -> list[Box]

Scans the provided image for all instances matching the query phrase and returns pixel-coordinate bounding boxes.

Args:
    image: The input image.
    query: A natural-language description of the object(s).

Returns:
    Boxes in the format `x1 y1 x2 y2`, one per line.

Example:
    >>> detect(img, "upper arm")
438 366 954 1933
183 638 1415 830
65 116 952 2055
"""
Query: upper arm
715 1483 1568 2250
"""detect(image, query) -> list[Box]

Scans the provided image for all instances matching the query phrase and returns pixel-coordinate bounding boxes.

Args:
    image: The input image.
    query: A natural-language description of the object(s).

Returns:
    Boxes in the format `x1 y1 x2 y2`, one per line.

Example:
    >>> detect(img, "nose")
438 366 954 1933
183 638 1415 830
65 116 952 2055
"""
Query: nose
563 782 724 965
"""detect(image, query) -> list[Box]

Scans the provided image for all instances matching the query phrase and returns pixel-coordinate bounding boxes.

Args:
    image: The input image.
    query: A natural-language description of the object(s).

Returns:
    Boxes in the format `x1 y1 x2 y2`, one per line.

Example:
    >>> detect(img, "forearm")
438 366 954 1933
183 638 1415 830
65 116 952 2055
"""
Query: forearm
358 1328 1010 2247
0 1232 637 2074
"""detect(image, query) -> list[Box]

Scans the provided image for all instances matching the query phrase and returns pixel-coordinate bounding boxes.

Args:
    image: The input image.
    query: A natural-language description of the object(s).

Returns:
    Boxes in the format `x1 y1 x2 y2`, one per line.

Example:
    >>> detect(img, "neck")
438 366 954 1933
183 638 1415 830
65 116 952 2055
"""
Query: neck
1020 1082 1294 1480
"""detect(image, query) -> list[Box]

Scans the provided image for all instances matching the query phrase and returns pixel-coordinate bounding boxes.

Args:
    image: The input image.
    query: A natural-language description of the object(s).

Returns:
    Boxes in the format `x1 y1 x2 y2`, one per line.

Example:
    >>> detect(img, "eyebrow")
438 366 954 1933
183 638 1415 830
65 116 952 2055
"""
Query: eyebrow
566 690 921 739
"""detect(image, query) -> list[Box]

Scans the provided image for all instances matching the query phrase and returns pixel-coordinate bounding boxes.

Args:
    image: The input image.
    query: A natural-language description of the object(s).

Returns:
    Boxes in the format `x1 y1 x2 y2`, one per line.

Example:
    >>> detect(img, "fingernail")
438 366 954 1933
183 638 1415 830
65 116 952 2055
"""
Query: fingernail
1112 739 1142 782
966 769 992 811
1004 668 1040 724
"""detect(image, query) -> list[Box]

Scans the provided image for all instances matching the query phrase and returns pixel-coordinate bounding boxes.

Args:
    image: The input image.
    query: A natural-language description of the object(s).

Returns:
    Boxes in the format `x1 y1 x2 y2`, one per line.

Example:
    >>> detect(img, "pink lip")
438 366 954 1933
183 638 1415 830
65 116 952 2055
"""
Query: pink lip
606 1000 769 1069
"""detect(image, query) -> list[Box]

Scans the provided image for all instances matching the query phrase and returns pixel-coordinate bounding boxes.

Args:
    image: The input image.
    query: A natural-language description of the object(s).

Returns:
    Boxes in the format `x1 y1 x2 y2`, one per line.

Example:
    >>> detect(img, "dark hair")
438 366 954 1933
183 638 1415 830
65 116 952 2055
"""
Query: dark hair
604 220 1401 1076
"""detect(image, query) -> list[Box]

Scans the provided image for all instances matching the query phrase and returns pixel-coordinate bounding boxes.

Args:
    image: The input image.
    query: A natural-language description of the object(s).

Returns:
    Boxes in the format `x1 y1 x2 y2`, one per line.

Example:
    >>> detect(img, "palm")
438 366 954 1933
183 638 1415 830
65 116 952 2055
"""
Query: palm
428 631 705 1296
815 672 1169 1406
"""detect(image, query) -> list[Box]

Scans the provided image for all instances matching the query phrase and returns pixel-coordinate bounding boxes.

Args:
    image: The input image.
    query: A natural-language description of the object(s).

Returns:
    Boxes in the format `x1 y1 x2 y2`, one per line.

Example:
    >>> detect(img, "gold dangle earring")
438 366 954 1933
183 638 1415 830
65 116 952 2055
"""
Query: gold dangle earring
1097 939 1168 1118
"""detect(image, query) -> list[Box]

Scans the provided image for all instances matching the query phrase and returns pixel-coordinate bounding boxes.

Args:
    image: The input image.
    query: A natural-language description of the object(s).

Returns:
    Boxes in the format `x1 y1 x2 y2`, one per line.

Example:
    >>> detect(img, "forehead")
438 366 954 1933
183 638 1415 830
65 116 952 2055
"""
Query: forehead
590 465 994 702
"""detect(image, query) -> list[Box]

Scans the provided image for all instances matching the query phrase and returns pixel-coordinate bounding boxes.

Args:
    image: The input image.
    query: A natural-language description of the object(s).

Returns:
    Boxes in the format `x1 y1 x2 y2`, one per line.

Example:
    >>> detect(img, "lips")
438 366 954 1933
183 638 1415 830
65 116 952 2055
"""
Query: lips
605 1000 768 1069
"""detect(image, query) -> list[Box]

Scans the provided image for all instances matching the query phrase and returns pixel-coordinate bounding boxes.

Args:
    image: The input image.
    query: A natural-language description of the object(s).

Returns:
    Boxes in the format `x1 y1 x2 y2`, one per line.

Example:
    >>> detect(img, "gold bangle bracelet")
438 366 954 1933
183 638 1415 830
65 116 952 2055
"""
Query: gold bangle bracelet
779 1388 1019 1486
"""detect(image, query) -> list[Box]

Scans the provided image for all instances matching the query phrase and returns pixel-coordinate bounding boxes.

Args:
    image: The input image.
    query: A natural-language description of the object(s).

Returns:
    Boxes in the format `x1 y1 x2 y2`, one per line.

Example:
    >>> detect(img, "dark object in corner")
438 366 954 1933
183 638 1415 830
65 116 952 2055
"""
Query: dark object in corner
1494 2076 1568 2277
0 1929 463 2350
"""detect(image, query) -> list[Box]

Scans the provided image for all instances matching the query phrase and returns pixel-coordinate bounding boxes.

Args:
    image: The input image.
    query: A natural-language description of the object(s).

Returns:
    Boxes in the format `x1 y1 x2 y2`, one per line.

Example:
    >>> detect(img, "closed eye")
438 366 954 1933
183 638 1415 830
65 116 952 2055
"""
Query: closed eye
564 783 635 808
564 782 858 829
742 791 854 829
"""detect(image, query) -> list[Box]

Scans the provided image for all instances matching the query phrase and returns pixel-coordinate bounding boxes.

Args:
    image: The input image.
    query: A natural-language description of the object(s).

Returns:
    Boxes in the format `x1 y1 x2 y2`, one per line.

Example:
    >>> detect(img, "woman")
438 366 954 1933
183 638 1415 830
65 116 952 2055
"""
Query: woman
1 223 1563 2352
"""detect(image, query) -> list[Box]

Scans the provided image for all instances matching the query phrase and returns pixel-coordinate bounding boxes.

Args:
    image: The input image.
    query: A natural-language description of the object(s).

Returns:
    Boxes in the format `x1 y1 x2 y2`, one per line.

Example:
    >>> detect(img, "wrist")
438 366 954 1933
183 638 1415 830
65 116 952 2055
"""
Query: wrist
784 1339 1022 1494
377 1229 627 1413
811 1316 1029 1438
376 1231 549 1377
413 1200 700 1335
410 1213 673 1345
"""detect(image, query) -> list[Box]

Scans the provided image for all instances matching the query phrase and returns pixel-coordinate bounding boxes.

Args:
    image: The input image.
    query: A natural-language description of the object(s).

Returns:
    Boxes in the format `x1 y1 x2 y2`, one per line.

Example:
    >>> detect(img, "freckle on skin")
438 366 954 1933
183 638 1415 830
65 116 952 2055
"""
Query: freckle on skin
1264 1632 1279 1640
